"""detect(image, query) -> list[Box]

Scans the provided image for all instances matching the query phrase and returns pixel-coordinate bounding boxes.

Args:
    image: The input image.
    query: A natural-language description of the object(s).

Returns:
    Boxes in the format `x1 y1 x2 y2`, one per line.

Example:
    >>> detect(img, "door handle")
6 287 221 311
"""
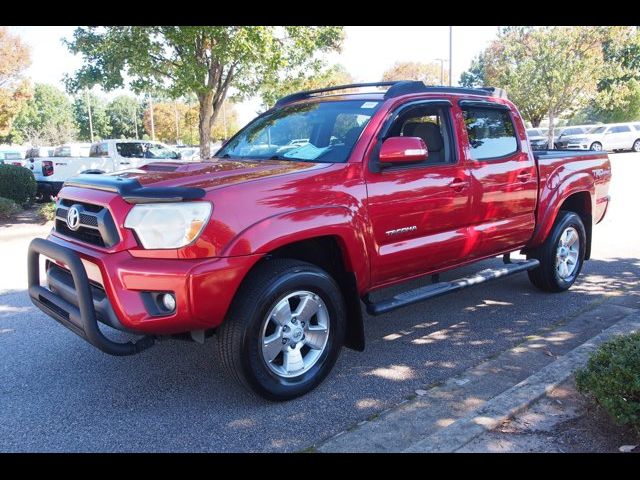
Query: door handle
516 171 531 182
449 178 468 191
119 161 131 165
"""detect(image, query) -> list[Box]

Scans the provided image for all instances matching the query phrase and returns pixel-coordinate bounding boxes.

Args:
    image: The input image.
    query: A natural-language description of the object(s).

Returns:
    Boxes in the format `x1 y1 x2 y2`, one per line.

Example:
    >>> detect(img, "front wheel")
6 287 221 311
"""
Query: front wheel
527 211 586 292
590 142 602 151
217 259 345 401
632 139 640 152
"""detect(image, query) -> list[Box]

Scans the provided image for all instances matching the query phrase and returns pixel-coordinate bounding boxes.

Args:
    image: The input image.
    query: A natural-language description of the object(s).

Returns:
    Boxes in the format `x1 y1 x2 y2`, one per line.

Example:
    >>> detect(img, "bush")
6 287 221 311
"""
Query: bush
0 197 22 220
38 202 56 222
576 332 640 433
0 164 37 206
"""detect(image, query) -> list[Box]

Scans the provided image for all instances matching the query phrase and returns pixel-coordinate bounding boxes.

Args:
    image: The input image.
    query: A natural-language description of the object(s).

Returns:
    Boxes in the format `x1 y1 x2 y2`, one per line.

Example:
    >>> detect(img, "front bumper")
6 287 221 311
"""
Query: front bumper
28 236 262 354
28 238 155 355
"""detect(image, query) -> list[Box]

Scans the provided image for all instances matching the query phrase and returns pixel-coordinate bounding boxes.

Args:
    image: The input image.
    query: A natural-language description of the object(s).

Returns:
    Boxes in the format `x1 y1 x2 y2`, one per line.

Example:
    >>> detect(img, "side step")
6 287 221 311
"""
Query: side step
364 259 540 316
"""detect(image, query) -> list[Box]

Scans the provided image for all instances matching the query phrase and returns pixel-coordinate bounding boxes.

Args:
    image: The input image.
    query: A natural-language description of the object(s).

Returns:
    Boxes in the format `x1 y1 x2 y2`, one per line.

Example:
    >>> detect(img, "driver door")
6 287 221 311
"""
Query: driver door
364 100 473 287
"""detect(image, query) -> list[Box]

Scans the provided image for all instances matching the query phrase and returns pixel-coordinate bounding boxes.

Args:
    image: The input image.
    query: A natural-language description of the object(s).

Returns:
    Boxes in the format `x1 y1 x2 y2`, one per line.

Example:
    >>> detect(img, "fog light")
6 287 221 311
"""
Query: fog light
161 293 176 312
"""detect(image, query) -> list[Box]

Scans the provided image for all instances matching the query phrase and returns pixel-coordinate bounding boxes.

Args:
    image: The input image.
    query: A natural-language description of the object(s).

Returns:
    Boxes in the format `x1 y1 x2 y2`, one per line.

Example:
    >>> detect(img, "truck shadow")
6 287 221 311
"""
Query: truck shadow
0 256 638 451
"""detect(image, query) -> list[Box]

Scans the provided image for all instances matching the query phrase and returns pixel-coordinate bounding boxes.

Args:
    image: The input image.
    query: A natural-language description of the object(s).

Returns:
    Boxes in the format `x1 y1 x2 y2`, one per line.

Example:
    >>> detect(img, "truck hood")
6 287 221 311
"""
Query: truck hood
108 158 329 191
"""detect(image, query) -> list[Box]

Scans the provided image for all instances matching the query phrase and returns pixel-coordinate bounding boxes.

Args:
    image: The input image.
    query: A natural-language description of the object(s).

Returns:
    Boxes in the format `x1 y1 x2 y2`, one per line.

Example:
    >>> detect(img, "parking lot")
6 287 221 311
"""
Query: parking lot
0 153 638 453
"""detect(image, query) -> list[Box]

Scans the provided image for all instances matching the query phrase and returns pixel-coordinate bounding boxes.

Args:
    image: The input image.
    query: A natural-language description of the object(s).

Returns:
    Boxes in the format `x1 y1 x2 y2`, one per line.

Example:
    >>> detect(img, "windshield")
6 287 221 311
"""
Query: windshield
216 100 382 163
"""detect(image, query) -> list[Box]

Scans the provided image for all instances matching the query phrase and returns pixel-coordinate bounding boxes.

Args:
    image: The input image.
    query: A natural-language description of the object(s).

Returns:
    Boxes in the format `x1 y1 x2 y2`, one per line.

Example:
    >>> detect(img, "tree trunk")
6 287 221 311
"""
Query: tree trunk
198 92 214 159
547 111 555 150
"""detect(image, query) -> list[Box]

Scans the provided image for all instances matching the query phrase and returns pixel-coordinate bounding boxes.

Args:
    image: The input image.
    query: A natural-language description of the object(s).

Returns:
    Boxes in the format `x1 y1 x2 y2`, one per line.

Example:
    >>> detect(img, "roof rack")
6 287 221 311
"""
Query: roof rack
273 81 507 107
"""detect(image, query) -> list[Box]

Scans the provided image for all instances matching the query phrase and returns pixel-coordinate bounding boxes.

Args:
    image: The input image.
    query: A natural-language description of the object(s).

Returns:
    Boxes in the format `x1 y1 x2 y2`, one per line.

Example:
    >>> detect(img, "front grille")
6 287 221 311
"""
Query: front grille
55 219 105 247
54 200 120 248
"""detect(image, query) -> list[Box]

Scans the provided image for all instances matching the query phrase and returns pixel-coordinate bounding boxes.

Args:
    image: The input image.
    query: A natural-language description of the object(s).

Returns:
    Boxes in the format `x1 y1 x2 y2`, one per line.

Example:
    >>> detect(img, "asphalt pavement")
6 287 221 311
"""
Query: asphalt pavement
0 153 638 452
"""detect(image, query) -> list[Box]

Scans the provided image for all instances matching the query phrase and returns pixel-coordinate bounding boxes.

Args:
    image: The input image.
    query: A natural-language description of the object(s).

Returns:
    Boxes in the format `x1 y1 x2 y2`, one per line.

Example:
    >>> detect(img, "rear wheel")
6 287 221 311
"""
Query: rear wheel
527 211 586 292
217 259 345 401
632 139 640 152
590 142 602 151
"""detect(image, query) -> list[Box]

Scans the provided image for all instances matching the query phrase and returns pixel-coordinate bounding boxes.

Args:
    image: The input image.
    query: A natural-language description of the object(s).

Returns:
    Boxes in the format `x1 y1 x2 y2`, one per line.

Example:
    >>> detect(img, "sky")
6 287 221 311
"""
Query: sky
8 26 500 127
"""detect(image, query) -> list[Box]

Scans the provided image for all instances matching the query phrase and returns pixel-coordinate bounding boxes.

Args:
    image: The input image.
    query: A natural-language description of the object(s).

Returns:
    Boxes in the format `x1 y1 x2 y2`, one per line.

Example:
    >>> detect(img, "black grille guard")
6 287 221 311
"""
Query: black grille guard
28 238 155 356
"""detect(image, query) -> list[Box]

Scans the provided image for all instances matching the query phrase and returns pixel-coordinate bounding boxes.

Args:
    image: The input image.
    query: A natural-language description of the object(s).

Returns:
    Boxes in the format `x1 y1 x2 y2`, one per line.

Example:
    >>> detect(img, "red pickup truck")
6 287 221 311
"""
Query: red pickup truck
28 81 611 400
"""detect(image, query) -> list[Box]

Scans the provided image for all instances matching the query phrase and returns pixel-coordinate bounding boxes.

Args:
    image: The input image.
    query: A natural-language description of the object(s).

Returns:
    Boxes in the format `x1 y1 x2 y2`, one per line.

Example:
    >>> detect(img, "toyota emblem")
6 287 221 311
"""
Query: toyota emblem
66 206 81 231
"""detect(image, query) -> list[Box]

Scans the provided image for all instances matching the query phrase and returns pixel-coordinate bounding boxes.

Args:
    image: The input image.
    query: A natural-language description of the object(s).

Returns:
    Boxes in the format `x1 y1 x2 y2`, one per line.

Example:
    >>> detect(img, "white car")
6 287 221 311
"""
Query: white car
557 123 640 152
30 139 182 200
175 146 200 161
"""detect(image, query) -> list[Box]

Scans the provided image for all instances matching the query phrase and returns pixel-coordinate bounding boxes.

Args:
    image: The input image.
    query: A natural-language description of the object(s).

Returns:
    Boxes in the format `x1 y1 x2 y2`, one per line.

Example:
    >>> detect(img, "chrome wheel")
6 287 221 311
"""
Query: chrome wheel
590 142 602 151
633 140 640 152
556 227 580 280
261 290 330 378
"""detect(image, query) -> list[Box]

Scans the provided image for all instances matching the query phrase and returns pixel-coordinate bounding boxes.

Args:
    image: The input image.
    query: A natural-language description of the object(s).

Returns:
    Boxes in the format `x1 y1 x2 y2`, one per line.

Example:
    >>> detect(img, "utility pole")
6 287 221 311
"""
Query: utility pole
149 96 156 141
449 26 453 86
222 101 228 139
174 101 180 144
85 89 94 143
133 103 139 140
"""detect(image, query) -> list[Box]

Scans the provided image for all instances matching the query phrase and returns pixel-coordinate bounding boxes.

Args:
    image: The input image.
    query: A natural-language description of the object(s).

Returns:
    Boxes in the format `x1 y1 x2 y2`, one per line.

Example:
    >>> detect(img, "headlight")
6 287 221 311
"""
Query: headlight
124 202 212 249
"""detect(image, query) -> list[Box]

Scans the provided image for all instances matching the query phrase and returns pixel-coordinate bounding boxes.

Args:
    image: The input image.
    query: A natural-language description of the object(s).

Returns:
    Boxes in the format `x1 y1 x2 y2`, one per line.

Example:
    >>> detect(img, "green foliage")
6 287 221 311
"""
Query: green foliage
0 164 36 206
73 91 111 141
66 26 344 157
106 95 144 139
459 54 486 88
38 201 56 222
10 83 76 145
0 196 21 220
576 332 640 433
259 63 353 109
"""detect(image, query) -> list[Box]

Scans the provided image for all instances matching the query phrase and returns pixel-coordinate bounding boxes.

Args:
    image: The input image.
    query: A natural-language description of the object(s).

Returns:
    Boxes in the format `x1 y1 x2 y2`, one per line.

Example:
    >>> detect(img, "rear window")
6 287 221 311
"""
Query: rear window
527 129 541 136
461 107 518 160
116 143 146 158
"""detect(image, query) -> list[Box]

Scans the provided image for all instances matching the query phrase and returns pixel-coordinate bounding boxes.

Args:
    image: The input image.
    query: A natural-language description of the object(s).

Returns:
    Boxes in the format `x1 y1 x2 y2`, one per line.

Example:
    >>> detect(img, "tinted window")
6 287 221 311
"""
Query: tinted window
610 125 630 133
54 146 71 157
462 107 518 160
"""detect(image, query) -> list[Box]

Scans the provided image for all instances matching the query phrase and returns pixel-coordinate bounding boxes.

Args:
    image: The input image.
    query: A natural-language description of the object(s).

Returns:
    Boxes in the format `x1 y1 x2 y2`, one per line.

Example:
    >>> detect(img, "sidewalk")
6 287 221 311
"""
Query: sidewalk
314 293 640 453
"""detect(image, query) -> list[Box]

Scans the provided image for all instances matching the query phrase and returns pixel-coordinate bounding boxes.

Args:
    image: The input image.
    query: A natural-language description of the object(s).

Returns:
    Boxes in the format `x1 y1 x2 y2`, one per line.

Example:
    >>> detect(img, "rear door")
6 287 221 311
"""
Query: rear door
459 101 538 259
607 125 633 149
364 99 473 286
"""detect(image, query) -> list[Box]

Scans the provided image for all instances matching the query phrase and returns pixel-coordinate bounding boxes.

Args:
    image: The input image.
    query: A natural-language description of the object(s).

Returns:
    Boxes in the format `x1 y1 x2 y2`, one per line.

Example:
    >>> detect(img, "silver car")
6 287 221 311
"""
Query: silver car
558 124 640 152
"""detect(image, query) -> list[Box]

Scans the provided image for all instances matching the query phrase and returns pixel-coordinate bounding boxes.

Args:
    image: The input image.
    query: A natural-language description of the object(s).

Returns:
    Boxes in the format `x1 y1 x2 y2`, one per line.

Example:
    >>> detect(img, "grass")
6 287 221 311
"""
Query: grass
37 202 56 222
0 197 22 221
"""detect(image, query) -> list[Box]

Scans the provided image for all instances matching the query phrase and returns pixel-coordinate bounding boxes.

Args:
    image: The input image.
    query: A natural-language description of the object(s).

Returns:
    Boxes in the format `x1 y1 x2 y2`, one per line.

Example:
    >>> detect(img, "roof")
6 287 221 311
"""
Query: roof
274 81 507 108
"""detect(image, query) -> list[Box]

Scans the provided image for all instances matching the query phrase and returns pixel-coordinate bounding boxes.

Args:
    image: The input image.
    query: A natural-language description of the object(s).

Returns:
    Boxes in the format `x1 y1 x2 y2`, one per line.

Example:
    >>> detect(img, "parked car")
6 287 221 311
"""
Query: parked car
526 128 549 150
0 149 25 166
30 139 182 200
27 81 611 400
175 145 200 161
25 146 56 159
556 123 640 152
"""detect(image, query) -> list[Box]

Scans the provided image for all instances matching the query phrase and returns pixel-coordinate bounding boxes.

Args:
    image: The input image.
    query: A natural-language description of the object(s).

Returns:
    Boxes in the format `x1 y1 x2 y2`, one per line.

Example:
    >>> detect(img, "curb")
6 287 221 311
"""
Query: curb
403 312 640 452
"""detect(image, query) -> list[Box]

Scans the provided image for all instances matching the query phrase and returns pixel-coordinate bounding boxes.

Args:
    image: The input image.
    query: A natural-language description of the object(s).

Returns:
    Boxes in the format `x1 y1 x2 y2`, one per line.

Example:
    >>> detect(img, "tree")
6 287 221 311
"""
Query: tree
464 27 607 139
382 61 449 85
10 83 76 145
0 27 32 137
66 26 344 157
143 99 239 145
107 95 144 139
459 53 486 88
258 63 353 109
73 91 111 141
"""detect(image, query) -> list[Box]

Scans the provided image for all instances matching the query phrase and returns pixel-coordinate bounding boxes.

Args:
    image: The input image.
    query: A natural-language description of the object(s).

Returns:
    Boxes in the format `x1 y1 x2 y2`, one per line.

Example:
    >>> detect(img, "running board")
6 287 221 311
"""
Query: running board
364 259 540 316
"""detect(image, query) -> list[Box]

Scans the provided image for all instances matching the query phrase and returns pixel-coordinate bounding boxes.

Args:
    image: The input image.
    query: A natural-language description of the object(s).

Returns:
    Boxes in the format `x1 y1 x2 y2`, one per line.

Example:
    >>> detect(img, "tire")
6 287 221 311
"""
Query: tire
527 211 586 292
632 139 640 152
217 258 346 401
590 142 602 151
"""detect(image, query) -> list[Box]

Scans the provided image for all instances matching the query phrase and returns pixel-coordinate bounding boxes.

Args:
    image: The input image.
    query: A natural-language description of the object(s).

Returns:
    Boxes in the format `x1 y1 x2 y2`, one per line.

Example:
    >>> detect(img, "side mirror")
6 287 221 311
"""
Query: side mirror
379 137 428 165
